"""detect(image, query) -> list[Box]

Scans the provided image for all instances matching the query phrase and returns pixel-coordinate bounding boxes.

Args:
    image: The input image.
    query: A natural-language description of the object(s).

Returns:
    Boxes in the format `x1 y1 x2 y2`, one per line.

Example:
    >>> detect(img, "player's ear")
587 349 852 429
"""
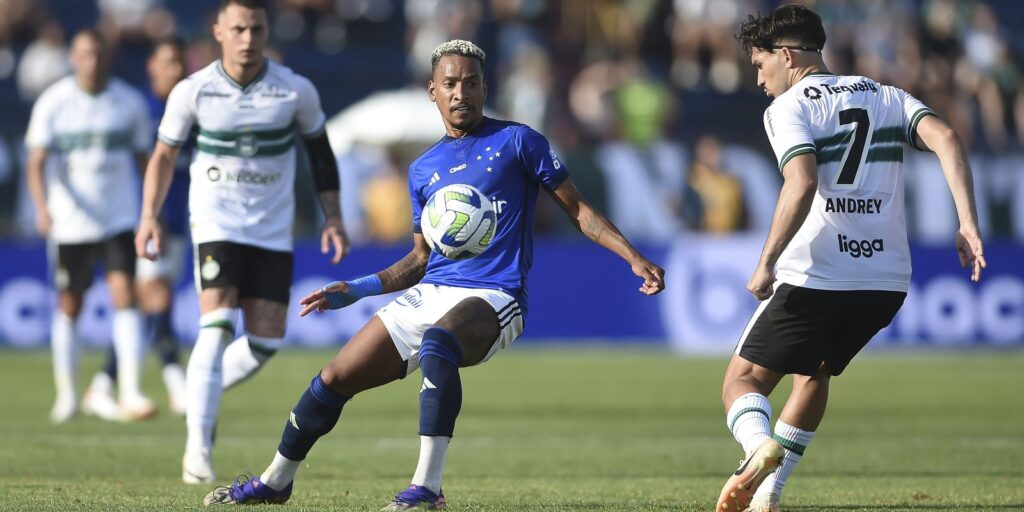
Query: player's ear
427 79 437 102
482 80 488 100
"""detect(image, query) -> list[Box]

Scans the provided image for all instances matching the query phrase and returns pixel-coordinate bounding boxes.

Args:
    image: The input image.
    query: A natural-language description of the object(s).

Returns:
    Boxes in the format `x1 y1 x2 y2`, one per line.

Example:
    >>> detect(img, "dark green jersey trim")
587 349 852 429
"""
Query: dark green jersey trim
871 126 906 144
779 143 816 171
198 124 295 142
865 146 904 163
196 138 295 158
814 130 853 150
53 129 135 152
907 108 937 151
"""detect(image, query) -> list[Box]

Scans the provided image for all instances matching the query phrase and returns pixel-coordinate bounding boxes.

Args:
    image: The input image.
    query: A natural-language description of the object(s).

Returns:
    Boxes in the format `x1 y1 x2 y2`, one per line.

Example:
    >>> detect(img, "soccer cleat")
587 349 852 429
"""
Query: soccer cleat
83 388 126 422
203 475 291 506
183 449 216 484
49 395 78 424
743 496 781 512
382 484 447 510
121 394 158 421
716 439 784 512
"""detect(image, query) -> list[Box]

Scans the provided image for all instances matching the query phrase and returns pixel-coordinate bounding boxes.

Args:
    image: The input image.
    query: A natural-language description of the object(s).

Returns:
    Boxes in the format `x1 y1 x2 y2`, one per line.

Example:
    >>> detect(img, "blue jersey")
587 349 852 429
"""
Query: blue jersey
147 91 191 236
409 117 569 316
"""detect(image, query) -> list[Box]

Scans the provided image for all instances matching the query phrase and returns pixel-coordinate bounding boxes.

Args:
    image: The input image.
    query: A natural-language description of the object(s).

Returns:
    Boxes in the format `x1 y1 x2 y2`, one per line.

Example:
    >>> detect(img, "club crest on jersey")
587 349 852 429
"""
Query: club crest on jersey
201 255 221 281
804 86 822 100
237 134 258 157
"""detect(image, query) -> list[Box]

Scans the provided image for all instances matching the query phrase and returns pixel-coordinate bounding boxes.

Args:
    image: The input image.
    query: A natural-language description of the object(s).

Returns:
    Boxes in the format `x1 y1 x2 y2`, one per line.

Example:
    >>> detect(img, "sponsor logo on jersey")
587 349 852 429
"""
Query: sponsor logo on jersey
822 80 878 95
804 86 822 100
397 288 423 308
825 197 883 214
199 91 232 98
261 85 289 98
837 234 884 258
449 163 467 174
206 166 282 185
550 148 562 169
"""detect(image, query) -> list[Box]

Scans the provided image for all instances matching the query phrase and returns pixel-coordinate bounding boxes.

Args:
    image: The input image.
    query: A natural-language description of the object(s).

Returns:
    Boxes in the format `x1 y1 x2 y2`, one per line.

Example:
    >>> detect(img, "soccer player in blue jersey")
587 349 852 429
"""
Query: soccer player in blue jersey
203 39 665 509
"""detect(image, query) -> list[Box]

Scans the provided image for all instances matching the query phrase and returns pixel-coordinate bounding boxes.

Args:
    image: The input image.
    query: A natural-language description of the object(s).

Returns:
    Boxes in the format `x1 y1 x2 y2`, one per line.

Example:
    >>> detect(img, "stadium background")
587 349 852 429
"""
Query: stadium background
0 0 1021 351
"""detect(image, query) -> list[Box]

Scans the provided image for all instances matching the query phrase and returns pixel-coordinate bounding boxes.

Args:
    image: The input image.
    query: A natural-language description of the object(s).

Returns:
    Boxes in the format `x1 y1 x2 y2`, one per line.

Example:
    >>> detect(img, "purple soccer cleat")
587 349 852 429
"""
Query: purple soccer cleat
381 484 447 510
203 475 291 506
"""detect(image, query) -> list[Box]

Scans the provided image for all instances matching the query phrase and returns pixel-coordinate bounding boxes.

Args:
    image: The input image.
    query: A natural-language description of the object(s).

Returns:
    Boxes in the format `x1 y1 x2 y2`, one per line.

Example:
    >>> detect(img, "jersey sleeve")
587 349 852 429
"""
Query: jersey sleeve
900 89 937 151
157 79 196 147
516 126 569 192
409 166 426 233
25 88 57 150
763 99 815 172
293 75 327 139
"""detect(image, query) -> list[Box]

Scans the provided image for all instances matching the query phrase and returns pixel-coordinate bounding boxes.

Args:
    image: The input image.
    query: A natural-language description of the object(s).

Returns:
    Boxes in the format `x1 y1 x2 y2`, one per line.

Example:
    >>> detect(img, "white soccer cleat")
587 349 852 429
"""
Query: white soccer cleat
83 388 126 422
183 449 216 484
49 395 78 424
716 439 784 512
121 394 158 421
744 496 781 512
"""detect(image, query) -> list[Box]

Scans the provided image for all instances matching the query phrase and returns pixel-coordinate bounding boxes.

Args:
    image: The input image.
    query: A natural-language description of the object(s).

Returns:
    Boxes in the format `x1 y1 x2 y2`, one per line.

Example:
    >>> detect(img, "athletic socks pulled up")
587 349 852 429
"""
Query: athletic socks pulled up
222 335 279 390
727 392 773 456
412 327 464 493
754 419 815 503
185 308 236 454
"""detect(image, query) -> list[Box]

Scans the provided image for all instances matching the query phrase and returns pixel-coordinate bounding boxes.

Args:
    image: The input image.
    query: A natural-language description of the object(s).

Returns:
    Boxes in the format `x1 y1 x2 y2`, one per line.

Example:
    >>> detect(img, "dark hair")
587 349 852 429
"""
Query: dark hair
150 37 185 57
220 0 269 12
735 4 826 55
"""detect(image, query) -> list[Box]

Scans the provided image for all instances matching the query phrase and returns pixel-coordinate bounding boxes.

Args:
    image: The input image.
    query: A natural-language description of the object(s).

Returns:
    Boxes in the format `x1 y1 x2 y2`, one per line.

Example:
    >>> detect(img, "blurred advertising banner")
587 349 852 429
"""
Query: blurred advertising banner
0 238 1020 351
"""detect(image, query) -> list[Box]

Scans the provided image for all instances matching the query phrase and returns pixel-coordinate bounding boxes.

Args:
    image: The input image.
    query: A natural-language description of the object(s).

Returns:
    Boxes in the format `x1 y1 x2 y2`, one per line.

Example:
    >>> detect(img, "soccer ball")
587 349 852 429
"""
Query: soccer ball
420 184 497 260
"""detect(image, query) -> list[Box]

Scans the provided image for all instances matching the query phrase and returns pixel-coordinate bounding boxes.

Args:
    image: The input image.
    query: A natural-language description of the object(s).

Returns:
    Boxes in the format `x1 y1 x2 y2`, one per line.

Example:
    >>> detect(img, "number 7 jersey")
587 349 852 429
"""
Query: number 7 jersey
764 73 935 292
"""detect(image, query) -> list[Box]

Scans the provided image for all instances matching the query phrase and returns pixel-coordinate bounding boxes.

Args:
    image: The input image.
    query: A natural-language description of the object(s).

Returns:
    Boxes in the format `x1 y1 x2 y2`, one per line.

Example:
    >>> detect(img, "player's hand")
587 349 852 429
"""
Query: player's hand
747 263 776 301
34 210 51 237
299 281 356 317
956 224 986 282
321 216 350 265
135 216 162 261
631 257 665 295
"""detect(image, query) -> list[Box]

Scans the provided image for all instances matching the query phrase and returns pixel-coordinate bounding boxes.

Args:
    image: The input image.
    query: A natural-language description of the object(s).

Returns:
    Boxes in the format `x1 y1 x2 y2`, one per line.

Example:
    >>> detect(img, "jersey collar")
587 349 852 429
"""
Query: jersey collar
441 116 491 143
216 58 269 93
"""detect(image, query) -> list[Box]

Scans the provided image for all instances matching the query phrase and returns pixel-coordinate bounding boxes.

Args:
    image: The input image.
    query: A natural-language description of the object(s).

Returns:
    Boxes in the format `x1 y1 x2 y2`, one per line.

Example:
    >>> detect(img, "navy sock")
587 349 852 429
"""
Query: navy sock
102 346 117 380
418 327 464 437
278 373 350 461
148 312 179 366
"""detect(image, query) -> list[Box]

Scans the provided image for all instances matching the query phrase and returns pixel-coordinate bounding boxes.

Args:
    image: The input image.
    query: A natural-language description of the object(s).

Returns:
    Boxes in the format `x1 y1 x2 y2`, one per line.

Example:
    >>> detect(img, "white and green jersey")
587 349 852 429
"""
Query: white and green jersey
764 73 935 292
25 76 150 244
158 59 327 252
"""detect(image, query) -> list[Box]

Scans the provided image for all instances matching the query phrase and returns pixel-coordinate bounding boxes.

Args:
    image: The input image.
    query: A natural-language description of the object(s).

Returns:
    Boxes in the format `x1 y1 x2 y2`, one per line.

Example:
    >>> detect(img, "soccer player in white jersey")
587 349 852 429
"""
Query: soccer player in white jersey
135 0 350 484
714 6 987 512
25 29 155 424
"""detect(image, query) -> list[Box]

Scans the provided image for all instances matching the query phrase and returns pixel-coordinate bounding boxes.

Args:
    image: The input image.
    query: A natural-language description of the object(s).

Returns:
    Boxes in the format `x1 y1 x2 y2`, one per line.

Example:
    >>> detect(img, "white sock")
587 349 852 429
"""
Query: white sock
113 308 146 403
754 419 815 502
410 435 450 494
88 371 115 396
51 312 78 402
185 308 236 454
162 363 186 399
260 451 301 491
222 335 279 390
727 393 773 456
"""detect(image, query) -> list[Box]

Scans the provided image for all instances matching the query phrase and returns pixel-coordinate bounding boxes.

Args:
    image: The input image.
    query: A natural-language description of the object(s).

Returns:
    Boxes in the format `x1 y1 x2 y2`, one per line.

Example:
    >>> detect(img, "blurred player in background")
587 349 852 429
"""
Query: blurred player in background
716 6 987 512
135 0 349 484
201 39 665 509
83 38 190 421
25 28 155 424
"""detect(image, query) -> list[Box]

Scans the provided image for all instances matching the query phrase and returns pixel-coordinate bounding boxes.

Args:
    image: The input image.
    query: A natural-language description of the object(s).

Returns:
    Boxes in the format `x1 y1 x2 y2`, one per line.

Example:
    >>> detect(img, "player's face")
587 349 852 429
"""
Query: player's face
147 44 185 100
70 34 107 89
214 4 268 68
429 55 487 132
751 48 787 98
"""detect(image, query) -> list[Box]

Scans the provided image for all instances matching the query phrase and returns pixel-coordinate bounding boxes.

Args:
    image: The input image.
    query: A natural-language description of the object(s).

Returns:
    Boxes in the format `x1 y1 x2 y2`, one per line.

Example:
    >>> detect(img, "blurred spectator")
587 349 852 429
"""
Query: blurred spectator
16 20 70 102
361 152 412 243
686 135 744 233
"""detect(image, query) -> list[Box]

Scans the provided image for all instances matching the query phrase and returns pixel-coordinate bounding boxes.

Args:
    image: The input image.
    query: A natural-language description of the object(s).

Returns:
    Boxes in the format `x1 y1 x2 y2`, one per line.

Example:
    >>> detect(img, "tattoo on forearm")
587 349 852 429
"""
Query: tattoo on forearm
582 212 605 243
378 251 427 293
318 191 341 218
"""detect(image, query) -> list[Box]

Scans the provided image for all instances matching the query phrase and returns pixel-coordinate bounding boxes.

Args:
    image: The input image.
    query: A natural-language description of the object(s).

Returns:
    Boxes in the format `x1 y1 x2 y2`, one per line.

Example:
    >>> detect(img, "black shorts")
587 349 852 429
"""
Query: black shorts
55 231 136 294
195 241 293 304
735 283 906 376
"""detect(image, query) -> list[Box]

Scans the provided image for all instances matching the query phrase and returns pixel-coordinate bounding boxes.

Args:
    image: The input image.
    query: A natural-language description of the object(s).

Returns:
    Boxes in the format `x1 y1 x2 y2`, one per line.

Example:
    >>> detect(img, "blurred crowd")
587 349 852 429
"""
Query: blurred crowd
0 0 1022 244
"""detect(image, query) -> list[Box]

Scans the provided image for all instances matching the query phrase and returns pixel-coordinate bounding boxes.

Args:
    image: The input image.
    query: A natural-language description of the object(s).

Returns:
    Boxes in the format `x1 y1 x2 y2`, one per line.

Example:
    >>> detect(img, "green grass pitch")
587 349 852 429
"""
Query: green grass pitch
0 348 1021 511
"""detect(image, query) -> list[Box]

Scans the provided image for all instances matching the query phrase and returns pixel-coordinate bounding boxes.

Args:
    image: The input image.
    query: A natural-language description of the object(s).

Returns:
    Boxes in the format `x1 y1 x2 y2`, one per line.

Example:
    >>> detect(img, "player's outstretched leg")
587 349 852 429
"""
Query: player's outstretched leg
183 308 236 484
383 328 462 511
717 357 785 512
203 316 404 506
748 367 828 512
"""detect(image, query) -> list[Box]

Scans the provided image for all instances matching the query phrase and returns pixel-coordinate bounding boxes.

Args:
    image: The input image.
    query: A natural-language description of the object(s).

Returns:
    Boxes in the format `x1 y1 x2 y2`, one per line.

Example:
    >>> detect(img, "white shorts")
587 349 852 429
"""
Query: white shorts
136 235 186 282
376 283 524 375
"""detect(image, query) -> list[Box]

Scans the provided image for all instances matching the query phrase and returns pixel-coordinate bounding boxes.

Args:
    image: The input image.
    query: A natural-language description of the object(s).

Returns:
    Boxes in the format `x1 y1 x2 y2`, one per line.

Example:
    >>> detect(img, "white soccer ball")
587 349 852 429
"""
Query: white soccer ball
420 184 497 260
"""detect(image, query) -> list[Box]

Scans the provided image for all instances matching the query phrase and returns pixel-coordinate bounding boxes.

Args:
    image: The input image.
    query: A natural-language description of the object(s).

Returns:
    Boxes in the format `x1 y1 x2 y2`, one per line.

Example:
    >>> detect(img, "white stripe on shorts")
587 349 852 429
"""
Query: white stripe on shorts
734 291 776 355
